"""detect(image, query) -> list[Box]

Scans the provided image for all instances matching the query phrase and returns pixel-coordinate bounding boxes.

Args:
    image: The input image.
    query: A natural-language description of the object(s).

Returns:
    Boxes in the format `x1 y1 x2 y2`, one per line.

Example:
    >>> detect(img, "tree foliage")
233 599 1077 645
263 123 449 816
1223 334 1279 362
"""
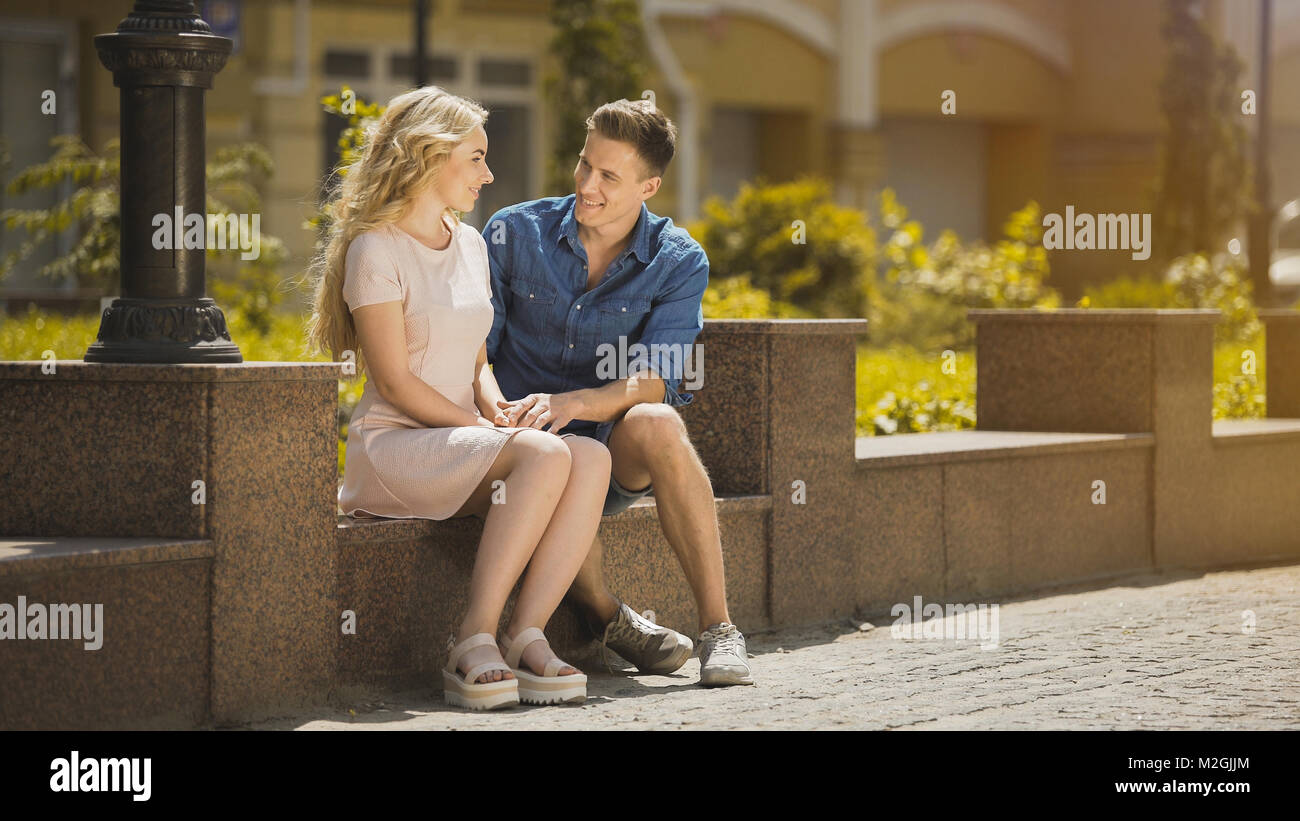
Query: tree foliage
1152 0 1252 261
0 134 288 333
1 136 120 290
544 0 648 195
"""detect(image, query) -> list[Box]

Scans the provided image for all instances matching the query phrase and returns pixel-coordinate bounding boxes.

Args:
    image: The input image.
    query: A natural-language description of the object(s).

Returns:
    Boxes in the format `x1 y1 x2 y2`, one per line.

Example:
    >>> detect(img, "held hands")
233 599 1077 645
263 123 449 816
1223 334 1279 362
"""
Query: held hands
494 393 581 434
471 403 518 428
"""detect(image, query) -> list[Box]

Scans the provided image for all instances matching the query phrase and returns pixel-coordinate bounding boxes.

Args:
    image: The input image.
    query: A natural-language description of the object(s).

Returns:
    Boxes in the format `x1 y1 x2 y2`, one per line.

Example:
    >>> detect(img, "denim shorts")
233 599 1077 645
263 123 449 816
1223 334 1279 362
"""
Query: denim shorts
567 419 653 517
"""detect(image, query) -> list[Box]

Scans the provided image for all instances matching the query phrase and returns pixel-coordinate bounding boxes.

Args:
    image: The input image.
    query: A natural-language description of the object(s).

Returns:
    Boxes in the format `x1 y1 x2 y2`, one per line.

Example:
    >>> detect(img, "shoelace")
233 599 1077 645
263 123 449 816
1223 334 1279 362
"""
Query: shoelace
599 607 661 674
701 627 743 660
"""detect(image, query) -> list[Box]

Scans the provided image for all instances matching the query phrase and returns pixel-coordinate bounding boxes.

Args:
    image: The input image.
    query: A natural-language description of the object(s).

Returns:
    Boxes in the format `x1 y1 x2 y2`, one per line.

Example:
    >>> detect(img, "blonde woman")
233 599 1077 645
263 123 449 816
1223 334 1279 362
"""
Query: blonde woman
307 87 609 710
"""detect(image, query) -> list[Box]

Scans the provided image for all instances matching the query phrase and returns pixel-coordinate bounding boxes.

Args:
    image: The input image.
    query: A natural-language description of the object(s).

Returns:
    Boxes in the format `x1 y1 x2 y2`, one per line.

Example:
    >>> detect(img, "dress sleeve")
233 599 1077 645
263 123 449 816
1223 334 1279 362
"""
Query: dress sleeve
342 233 403 310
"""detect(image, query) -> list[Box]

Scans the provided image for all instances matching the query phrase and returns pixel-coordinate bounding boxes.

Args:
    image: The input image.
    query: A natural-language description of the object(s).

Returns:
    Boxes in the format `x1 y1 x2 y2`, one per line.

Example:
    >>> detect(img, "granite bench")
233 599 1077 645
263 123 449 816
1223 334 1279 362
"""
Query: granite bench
5 312 1300 727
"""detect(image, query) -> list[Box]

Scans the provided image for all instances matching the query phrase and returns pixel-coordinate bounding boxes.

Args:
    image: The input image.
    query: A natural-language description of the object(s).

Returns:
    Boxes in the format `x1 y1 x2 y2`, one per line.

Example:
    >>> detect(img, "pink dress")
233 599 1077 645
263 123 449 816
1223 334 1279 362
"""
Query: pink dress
337 217 530 520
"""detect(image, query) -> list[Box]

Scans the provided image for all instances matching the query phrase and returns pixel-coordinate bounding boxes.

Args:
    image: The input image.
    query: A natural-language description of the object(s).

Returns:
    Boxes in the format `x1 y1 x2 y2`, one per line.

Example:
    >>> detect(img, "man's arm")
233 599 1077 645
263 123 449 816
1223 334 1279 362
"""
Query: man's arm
570 371 665 421
505 242 709 432
622 243 709 407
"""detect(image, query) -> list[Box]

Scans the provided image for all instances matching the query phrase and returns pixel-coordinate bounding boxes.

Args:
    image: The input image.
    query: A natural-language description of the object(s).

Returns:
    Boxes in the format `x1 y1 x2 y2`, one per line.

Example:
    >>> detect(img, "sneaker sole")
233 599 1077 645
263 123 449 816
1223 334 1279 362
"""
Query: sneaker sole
699 668 755 687
638 638 694 675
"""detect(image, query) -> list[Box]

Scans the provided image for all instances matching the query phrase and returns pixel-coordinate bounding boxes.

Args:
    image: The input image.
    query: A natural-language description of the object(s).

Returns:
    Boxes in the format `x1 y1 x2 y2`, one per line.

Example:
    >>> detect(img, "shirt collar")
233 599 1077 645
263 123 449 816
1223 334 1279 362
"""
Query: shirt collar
556 196 653 265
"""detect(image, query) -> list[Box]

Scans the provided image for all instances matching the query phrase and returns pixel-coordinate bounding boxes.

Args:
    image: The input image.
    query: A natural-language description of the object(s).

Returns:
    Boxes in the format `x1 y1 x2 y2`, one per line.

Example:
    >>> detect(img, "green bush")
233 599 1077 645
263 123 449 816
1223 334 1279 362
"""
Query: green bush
1078 274 1179 309
689 179 1061 351
543 0 648 196
203 144 293 337
1165 252 1260 343
702 274 811 319
1213 332 1266 420
871 193 1061 350
867 287 974 354
690 177 876 318
1078 252 1261 345
857 343 976 436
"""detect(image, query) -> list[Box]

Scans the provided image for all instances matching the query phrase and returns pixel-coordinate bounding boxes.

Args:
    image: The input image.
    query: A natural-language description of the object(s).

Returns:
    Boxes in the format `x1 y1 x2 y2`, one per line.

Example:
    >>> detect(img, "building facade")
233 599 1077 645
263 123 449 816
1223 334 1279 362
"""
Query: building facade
2 0 1298 308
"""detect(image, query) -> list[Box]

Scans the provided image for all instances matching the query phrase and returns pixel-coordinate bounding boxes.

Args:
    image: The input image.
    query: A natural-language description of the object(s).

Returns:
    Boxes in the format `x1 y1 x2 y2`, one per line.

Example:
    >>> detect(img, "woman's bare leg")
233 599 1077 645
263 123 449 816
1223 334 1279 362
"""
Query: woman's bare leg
505 436 611 675
448 429 571 682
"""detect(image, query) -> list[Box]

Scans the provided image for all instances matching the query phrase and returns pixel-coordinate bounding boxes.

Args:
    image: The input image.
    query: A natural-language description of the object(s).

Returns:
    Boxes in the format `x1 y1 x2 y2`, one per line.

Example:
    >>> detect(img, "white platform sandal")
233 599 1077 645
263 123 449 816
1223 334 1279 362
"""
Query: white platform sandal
498 627 587 705
443 632 519 711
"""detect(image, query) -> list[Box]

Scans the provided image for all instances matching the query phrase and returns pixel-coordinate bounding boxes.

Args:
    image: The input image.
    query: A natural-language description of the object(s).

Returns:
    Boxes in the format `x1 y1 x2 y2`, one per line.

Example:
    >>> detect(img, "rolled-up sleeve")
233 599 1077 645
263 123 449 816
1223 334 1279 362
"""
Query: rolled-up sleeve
627 243 709 407
482 210 513 362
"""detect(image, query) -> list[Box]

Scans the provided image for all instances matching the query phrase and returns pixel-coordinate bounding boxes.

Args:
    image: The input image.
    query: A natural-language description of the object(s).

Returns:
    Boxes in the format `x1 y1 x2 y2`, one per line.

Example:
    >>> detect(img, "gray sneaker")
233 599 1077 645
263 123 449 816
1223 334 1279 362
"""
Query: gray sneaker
599 602 693 675
698 622 754 686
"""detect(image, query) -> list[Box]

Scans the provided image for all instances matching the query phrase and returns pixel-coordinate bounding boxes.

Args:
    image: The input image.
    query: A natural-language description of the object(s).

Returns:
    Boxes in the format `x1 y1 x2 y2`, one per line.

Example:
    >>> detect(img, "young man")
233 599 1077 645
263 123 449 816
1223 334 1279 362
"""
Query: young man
481 99 753 687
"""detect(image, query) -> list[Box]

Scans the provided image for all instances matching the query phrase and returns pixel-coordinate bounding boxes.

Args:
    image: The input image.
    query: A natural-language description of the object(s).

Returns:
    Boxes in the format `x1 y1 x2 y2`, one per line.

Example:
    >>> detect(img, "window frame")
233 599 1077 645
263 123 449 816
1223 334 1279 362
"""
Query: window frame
320 42 542 200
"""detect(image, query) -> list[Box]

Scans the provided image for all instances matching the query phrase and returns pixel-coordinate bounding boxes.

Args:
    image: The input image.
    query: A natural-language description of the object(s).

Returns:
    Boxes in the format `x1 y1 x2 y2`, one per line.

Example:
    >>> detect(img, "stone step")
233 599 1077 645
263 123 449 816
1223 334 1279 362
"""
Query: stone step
333 494 772 693
0 537 214 729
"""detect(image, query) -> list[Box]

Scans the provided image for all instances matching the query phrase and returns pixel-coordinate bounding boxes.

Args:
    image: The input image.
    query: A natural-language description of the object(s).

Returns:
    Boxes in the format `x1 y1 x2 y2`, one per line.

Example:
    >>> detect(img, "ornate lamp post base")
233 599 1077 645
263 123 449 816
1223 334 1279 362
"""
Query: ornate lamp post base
85 298 242 363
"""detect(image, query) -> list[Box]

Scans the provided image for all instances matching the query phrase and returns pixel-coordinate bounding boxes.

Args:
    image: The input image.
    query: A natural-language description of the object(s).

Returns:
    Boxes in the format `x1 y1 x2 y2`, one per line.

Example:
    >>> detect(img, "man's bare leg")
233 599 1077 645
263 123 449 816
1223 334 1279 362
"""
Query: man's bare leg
563 404 749 683
600 403 731 633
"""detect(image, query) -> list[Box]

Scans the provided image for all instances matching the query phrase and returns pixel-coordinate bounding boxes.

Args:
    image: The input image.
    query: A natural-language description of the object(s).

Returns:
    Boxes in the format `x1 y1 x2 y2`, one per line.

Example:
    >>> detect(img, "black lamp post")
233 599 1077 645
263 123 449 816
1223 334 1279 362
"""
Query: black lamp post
86 0 241 363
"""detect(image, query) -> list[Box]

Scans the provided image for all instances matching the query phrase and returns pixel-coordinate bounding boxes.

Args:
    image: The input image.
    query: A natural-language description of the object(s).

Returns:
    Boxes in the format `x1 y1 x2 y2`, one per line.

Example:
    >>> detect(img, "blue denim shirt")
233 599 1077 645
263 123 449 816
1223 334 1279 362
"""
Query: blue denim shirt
481 194 709 437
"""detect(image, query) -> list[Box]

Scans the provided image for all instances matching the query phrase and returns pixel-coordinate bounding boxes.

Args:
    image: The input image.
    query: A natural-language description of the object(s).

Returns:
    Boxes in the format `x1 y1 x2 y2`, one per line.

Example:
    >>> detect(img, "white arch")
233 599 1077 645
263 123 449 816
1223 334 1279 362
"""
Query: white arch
641 1 700 221
875 1 1073 74
648 0 837 57
642 0 839 219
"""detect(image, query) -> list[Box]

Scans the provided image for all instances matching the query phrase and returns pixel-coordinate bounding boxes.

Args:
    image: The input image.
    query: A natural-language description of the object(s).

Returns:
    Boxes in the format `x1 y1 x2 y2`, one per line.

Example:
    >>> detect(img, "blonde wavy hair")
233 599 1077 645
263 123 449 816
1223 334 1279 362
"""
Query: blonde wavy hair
305 85 489 378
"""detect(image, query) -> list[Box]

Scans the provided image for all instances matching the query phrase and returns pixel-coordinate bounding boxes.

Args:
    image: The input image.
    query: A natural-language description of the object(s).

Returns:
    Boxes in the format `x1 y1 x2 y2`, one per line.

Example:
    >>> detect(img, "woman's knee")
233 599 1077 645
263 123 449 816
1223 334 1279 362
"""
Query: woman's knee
508 429 572 476
564 436 611 479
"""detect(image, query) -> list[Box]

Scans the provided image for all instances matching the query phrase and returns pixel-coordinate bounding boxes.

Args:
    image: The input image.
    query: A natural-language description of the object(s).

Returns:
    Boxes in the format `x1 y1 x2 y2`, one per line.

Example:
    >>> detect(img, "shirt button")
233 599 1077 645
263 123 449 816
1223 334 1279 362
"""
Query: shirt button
569 343 574 349
529 293 534 299
621 307 627 312
575 304 582 310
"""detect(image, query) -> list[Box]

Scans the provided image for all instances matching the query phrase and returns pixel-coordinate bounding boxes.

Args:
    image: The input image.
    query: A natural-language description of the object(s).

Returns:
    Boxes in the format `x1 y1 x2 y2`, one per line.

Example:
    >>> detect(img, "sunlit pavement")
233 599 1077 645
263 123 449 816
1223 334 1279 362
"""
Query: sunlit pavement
245 563 1300 731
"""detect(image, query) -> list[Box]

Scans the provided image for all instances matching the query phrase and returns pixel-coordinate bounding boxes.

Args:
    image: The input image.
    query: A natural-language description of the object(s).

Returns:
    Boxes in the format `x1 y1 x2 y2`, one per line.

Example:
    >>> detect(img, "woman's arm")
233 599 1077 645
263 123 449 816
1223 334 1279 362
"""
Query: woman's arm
472 340 511 425
352 301 490 428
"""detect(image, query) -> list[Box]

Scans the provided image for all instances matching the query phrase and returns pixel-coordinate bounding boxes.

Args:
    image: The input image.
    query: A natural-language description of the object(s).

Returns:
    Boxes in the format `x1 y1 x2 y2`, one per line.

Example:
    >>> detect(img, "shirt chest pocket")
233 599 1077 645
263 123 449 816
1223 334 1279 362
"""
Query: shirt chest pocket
509 277 557 304
598 296 652 341
504 277 556 335
508 277 557 332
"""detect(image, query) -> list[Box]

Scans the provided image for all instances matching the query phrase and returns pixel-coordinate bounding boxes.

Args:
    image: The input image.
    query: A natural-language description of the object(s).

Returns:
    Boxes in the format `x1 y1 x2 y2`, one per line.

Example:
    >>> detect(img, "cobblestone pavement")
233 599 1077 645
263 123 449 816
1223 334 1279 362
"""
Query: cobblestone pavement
249 563 1300 730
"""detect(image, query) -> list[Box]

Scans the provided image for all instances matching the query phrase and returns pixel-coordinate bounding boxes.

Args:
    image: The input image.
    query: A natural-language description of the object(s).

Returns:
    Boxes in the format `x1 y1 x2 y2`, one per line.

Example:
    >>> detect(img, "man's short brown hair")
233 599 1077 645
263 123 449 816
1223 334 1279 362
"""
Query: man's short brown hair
585 99 677 180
